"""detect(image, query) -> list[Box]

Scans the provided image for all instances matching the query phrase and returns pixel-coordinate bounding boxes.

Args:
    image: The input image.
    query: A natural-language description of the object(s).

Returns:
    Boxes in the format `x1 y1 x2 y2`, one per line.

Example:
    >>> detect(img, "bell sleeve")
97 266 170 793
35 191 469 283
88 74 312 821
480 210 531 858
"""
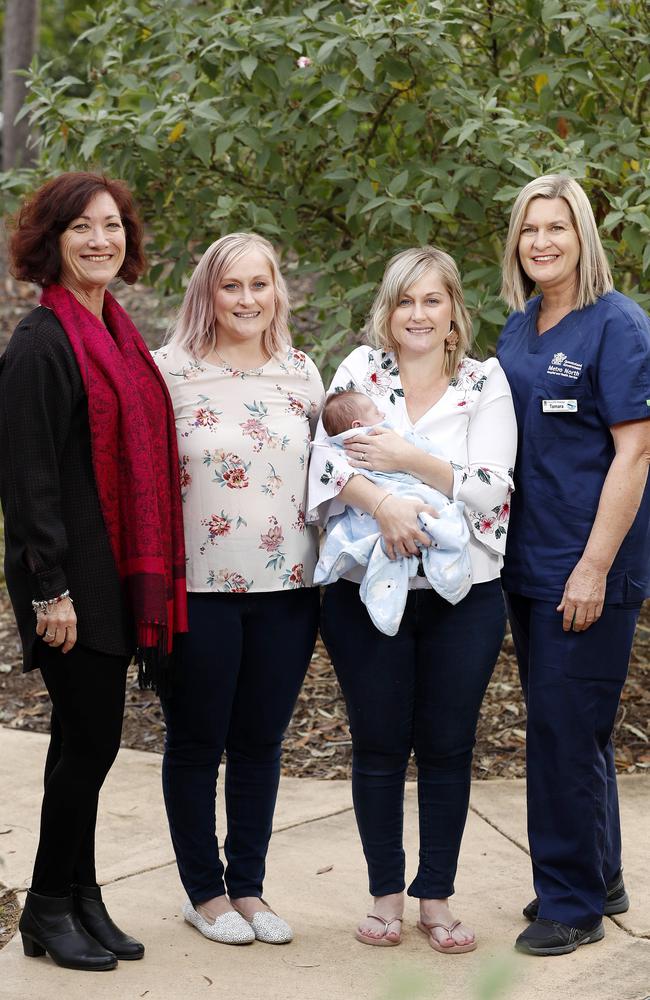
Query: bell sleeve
451 360 517 555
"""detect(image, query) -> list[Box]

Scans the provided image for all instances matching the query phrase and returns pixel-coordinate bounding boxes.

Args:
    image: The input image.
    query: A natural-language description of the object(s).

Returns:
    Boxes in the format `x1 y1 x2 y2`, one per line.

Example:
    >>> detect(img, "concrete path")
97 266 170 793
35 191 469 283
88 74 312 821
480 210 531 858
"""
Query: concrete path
0 727 648 1000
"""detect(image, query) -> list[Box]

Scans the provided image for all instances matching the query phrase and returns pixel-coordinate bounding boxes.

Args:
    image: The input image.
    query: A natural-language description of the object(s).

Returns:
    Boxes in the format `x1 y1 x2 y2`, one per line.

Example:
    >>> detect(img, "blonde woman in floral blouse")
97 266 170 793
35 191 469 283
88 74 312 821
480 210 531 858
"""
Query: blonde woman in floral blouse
154 233 324 946
308 247 517 954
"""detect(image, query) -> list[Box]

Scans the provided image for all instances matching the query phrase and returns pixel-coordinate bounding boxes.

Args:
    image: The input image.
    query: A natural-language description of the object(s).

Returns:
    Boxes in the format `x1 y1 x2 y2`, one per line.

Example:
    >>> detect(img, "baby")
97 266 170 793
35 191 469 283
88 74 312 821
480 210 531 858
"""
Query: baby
321 390 384 436
315 390 472 635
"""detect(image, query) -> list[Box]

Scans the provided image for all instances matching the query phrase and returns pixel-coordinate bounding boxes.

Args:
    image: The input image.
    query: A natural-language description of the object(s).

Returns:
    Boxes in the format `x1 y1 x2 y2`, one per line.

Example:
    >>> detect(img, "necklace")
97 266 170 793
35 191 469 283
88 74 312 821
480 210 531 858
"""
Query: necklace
212 347 269 375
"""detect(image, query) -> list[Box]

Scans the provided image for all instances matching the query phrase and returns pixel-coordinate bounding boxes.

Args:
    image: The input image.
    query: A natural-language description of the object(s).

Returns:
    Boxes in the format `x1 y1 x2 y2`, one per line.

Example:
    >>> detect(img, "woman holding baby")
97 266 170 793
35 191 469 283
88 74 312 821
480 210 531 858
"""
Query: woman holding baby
308 246 517 953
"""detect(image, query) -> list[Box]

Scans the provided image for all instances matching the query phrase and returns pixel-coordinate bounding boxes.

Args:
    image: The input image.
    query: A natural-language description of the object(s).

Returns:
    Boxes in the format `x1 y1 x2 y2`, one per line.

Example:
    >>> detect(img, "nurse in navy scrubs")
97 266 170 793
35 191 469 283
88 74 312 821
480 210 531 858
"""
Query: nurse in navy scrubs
497 175 650 957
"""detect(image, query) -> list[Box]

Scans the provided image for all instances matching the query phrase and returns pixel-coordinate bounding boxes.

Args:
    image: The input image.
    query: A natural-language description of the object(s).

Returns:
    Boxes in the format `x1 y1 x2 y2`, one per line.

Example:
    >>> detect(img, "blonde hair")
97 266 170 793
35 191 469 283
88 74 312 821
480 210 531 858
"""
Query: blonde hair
500 175 614 313
366 246 473 377
169 232 291 358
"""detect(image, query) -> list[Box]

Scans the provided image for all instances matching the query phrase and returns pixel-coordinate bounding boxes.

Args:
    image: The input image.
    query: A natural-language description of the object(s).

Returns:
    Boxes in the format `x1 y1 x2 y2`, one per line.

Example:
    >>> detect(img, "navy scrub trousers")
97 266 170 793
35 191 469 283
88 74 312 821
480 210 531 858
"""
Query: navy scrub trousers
506 595 640 930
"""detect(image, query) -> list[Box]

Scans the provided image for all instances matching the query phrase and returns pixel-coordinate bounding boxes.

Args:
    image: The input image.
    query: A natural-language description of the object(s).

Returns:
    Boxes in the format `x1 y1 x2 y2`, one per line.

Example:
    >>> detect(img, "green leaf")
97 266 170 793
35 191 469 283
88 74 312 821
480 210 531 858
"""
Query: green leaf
215 132 233 156
240 55 258 80
80 130 103 160
603 211 624 230
309 97 341 122
357 49 376 82
136 134 158 152
389 170 409 195
413 212 432 244
361 195 391 213
643 243 650 274
188 127 212 166
337 111 357 144
317 37 340 62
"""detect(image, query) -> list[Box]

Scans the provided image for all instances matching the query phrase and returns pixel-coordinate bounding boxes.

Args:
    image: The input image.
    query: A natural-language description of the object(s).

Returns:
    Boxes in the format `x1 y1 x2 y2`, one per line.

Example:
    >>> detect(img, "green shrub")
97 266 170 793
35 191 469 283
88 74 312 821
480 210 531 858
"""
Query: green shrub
2 0 649 376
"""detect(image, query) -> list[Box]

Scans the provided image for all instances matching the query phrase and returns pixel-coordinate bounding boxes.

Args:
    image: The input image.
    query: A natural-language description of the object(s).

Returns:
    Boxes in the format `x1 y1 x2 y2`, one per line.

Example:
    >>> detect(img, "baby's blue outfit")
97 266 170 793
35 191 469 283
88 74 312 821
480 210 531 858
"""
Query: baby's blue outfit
314 422 472 635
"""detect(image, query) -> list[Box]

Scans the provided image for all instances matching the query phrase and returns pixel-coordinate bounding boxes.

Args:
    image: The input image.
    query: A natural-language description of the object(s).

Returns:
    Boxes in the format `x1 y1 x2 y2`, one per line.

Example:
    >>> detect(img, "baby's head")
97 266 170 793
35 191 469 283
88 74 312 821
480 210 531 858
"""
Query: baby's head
322 391 383 436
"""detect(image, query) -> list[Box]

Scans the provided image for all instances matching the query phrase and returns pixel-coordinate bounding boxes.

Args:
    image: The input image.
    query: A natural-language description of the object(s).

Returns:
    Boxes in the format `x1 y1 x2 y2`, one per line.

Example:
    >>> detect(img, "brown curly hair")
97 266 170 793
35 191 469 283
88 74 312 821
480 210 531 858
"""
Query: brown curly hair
9 172 146 287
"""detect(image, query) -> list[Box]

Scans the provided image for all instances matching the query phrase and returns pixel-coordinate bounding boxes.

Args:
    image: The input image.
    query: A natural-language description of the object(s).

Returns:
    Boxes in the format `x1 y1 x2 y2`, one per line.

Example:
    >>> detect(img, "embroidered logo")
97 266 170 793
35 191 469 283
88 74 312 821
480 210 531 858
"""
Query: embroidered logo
546 353 583 380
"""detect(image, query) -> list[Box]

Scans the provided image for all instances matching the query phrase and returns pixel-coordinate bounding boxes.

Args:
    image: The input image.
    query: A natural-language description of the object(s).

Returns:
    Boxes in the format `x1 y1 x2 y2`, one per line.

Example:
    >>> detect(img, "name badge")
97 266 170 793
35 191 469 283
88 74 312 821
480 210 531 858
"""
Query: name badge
542 399 578 413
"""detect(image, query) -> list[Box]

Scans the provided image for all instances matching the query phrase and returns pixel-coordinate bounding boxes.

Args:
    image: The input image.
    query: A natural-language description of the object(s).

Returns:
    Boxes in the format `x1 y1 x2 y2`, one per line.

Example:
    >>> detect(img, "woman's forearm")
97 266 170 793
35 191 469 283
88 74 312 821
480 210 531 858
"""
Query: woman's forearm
339 473 387 514
580 450 649 574
401 447 454 497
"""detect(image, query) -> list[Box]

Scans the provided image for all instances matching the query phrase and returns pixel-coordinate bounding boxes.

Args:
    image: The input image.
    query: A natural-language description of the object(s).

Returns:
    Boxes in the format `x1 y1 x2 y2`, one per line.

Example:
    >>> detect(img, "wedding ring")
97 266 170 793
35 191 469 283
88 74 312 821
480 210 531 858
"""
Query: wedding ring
45 631 55 639
361 452 366 462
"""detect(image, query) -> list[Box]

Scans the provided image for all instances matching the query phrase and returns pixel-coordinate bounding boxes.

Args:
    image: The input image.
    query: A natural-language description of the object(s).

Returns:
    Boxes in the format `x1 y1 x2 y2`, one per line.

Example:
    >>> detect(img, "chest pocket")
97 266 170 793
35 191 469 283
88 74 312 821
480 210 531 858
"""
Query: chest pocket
529 379 587 442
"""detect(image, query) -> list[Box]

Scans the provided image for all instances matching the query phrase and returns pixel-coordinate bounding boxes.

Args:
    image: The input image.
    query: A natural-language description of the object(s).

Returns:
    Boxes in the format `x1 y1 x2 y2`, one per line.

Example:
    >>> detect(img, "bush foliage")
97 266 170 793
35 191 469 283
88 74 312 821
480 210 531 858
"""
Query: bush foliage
2 0 649 372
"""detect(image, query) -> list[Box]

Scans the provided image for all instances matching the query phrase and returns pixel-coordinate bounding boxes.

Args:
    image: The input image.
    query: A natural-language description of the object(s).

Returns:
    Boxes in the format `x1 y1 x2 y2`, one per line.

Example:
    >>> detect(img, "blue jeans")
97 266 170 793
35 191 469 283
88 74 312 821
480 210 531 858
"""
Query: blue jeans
321 578 505 899
506 593 639 929
161 588 319 904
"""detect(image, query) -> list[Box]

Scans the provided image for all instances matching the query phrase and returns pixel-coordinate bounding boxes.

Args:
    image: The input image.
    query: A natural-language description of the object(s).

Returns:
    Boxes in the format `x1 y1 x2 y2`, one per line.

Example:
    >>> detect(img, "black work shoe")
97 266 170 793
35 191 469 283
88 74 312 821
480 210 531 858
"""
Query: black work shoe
73 884 145 960
522 870 629 922
515 918 604 956
19 890 117 971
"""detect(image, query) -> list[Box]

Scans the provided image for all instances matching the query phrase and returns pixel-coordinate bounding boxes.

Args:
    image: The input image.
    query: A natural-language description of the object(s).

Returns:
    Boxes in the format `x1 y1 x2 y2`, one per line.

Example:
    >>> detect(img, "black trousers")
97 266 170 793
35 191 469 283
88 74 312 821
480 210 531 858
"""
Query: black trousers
31 643 130 896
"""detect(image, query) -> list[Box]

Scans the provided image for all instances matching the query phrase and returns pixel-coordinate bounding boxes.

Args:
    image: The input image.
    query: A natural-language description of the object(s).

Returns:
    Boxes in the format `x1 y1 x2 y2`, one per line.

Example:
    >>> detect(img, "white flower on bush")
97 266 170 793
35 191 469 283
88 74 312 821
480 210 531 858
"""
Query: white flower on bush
296 56 312 68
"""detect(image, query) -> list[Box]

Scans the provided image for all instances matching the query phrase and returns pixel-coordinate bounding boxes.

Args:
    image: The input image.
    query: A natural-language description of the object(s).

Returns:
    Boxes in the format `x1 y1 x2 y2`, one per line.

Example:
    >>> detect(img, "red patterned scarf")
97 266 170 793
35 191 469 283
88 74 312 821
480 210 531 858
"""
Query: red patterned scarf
40 284 187 690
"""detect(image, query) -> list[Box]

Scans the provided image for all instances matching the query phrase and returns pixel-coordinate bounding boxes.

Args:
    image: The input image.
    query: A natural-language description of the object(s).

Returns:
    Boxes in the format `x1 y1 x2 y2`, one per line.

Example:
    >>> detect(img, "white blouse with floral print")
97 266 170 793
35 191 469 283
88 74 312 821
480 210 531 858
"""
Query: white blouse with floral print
154 343 325 593
307 346 517 586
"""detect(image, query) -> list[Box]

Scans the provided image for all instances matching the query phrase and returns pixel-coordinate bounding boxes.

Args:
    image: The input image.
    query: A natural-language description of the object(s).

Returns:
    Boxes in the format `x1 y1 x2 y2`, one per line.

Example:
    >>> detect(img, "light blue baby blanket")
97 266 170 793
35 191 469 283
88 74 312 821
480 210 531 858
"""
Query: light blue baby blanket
314 424 472 635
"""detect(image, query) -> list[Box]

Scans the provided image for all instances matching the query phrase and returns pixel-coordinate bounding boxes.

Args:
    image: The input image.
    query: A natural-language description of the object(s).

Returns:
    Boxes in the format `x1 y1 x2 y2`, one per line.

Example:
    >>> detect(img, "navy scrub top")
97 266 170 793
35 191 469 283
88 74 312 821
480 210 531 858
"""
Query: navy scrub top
497 290 650 605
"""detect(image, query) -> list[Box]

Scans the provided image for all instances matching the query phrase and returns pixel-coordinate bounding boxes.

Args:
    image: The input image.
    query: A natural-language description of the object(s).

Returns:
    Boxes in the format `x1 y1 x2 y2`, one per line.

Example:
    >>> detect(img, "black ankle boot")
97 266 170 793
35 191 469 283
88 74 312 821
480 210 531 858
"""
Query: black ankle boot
19 890 117 971
73 884 145 960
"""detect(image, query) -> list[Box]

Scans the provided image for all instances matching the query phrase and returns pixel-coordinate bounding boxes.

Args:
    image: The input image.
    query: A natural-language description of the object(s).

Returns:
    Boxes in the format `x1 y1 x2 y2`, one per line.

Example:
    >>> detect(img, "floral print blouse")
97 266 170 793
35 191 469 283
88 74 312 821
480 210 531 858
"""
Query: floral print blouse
307 346 517 586
154 343 325 593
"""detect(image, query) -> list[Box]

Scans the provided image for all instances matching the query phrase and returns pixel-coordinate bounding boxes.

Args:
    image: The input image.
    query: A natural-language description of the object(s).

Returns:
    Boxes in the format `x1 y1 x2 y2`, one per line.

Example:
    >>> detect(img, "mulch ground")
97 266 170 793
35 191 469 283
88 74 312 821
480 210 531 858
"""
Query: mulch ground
1 589 649 781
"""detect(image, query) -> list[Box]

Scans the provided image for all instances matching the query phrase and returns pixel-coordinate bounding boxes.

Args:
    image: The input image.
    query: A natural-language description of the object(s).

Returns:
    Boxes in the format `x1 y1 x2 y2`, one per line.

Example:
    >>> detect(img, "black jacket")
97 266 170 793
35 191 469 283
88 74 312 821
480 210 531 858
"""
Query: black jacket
0 306 133 671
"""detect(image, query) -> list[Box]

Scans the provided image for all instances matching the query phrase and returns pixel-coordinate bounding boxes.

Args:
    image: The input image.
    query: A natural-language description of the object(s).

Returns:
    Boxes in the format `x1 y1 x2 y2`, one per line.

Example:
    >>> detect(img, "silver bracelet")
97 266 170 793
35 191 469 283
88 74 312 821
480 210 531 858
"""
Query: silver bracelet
32 590 73 615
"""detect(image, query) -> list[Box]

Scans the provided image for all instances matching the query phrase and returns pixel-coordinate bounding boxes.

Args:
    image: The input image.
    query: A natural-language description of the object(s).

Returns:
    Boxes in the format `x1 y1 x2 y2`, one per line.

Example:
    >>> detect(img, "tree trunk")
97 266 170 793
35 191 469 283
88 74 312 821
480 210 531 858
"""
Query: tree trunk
2 0 40 170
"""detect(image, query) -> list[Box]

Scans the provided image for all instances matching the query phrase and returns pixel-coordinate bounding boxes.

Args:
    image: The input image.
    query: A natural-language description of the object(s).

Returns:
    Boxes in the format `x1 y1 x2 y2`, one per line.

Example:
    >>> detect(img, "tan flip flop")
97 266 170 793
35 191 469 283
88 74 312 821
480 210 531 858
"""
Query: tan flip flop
355 913 403 947
417 918 477 954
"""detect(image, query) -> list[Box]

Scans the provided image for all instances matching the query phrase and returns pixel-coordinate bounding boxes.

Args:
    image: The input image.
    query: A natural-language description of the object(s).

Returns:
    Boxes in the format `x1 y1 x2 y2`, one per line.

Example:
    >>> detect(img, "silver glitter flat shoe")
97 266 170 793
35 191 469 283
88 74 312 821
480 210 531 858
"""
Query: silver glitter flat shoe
182 900 255 944
247 908 293 944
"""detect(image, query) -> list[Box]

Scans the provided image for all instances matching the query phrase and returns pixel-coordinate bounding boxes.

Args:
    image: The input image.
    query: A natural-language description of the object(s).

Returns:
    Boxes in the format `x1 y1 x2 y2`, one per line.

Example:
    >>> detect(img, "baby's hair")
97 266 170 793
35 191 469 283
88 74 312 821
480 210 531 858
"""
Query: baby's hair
322 390 371 437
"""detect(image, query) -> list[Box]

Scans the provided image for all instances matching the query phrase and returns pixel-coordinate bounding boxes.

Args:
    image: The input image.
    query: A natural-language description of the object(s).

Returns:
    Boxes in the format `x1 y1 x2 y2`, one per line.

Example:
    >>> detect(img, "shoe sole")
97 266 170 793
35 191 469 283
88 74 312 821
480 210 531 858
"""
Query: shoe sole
515 923 605 956
416 921 476 954
183 914 255 945
603 891 630 915
523 892 630 923
21 934 117 970
355 929 400 947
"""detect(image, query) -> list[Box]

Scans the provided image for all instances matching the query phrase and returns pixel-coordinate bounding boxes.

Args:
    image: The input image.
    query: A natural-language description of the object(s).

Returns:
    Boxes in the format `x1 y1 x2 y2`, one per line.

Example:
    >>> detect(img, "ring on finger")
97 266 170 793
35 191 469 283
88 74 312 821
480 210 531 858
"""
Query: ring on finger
45 631 55 639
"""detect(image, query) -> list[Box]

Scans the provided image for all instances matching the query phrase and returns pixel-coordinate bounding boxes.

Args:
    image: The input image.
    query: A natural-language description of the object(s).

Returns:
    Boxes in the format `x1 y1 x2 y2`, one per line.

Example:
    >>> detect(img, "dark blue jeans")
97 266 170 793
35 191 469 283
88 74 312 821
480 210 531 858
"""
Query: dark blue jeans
321 578 505 899
160 588 319 905
506 593 639 929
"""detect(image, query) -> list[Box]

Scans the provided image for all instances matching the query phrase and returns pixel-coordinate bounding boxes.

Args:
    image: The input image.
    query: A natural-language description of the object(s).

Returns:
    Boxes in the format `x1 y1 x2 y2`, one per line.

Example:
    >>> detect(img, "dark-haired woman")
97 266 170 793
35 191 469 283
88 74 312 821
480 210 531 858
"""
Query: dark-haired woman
0 172 187 971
